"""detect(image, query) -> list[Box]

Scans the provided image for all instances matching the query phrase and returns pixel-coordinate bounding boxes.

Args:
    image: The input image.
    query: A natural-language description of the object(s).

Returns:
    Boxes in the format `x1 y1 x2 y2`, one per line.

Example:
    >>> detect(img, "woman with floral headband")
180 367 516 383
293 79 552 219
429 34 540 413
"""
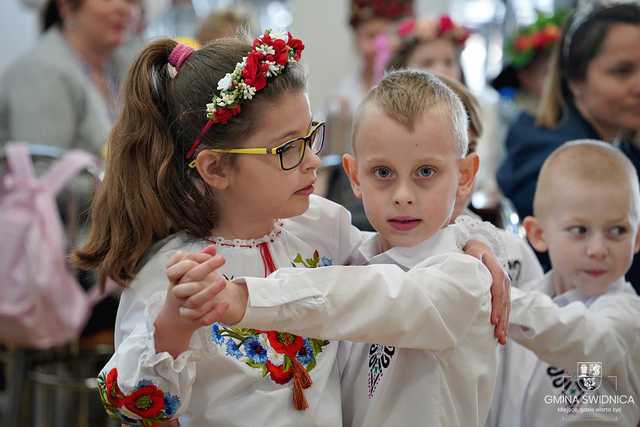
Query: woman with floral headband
71 30 510 426
491 10 566 119
497 1 640 289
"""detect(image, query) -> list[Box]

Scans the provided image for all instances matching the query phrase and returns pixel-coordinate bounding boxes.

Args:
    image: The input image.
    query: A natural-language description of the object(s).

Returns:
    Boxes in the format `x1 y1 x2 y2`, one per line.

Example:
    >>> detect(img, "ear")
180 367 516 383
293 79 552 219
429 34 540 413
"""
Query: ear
342 153 362 199
633 226 640 254
523 216 549 253
567 80 584 102
194 150 230 190
456 153 479 201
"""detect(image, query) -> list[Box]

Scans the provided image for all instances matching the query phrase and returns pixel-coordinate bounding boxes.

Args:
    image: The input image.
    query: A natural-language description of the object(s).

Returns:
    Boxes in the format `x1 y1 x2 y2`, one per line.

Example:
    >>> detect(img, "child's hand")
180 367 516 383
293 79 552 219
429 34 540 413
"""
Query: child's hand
166 246 248 326
463 240 511 345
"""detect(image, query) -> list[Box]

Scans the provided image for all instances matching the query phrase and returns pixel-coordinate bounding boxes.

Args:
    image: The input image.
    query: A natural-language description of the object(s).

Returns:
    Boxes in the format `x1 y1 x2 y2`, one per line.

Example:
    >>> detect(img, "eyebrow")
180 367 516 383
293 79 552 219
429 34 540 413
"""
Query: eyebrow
362 155 445 164
272 120 313 143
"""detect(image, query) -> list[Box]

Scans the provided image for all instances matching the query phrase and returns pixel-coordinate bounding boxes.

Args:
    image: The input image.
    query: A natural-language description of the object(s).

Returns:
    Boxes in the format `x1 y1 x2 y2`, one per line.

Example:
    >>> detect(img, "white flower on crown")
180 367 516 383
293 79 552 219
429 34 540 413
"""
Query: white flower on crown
266 61 281 77
221 92 236 106
256 44 276 56
217 73 234 91
206 102 216 116
240 82 256 100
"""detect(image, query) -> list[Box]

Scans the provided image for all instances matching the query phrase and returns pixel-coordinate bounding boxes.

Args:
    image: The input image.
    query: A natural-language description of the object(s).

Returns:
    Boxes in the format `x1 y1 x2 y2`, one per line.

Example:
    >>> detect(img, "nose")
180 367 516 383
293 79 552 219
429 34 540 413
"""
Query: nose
300 143 321 173
631 72 640 97
392 181 415 206
586 234 608 259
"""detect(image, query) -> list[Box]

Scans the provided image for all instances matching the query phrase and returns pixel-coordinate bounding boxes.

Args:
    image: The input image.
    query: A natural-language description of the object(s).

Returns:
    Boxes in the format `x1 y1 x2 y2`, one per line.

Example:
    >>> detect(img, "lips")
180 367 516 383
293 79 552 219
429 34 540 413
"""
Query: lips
583 269 607 278
294 184 315 196
388 217 422 231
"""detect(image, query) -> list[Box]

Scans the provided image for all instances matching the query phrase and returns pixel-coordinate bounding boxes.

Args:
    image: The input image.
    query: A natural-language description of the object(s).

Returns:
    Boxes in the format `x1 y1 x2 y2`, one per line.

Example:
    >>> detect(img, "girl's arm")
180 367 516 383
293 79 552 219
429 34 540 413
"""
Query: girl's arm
97 246 226 426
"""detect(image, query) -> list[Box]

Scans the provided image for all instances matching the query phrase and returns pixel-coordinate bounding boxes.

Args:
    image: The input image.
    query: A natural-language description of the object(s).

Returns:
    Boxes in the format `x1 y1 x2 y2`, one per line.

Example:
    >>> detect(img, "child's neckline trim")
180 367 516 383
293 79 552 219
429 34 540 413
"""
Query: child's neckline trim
206 221 284 248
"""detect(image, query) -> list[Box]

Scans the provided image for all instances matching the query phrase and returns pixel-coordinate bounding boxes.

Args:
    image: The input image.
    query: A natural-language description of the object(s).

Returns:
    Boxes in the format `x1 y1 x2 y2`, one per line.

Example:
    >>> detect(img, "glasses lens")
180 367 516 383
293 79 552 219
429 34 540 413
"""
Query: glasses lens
280 139 305 170
310 124 325 154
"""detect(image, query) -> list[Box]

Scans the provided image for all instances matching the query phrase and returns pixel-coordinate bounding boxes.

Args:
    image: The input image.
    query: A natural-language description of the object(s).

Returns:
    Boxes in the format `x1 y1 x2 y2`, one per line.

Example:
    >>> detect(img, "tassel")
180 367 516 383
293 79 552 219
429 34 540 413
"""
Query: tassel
291 358 312 410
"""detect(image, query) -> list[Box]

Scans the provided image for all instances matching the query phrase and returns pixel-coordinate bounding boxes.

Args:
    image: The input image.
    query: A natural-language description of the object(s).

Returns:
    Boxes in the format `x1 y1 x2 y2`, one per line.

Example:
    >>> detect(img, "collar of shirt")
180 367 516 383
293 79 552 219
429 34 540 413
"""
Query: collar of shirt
355 226 460 270
528 271 634 307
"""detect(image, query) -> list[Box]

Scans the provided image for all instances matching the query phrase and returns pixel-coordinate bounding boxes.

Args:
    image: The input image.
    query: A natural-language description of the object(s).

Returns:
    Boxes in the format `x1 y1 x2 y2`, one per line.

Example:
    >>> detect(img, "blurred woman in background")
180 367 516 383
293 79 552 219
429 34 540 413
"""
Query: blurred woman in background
0 0 140 155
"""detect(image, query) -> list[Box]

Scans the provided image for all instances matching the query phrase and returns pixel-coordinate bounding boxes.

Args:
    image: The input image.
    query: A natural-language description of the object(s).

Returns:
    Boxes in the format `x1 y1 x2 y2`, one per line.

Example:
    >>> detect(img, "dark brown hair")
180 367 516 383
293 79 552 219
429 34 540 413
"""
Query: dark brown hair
537 4 640 127
42 0 83 31
72 37 306 286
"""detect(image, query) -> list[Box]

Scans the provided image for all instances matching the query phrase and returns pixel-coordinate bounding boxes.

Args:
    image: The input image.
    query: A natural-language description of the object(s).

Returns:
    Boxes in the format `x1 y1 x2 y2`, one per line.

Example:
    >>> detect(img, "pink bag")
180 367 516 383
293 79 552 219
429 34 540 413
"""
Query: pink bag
0 143 112 348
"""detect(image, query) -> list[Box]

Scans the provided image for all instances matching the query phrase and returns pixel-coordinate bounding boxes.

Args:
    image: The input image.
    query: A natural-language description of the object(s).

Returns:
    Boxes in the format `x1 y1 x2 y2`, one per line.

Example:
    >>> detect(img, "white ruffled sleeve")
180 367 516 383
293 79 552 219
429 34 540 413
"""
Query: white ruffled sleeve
453 215 508 270
97 237 203 425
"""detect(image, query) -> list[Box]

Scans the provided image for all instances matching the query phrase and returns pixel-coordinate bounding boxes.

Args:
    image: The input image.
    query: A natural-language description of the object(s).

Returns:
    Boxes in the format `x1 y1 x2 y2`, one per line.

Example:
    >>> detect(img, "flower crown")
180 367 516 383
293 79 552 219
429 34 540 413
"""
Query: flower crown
186 30 305 162
397 15 470 46
507 10 566 69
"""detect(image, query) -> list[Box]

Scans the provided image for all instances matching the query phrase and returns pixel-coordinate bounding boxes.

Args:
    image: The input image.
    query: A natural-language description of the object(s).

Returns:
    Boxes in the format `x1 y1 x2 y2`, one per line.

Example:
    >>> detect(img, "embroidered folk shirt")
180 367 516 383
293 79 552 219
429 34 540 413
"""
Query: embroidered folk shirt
98 195 367 427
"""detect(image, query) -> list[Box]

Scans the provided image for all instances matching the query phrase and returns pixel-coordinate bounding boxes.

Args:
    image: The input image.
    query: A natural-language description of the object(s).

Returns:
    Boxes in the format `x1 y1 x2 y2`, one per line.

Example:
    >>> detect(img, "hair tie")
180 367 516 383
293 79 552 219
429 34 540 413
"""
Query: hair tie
168 43 195 72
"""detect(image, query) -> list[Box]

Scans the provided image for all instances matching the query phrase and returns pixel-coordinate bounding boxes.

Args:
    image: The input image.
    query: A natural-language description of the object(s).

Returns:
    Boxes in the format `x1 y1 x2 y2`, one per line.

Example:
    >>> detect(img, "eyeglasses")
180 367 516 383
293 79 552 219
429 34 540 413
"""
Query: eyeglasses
193 121 325 170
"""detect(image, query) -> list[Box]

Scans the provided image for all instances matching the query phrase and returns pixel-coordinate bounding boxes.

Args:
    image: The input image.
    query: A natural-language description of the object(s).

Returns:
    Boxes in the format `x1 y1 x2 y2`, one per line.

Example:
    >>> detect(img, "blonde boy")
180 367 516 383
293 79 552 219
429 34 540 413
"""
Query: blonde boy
495 140 640 426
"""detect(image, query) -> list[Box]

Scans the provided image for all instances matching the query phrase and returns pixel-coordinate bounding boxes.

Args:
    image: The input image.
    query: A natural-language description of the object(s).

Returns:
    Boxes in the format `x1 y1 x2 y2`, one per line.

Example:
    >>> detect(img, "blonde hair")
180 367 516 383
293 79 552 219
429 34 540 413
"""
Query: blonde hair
534 139 640 221
437 74 482 140
72 37 305 286
354 69 468 157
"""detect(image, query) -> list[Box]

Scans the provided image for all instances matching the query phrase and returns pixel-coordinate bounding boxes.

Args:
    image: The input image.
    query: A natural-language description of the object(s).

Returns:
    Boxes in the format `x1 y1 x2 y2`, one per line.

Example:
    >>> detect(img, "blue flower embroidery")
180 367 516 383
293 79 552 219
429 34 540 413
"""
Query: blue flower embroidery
164 393 181 416
225 339 243 359
320 256 333 266
244 336 268 364
211 323 224 344
297 339 314 365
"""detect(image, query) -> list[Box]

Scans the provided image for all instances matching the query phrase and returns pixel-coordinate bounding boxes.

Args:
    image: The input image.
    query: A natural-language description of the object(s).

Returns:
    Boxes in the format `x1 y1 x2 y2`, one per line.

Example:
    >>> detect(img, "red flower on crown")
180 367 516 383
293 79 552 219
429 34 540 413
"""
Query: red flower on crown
438 15 455 34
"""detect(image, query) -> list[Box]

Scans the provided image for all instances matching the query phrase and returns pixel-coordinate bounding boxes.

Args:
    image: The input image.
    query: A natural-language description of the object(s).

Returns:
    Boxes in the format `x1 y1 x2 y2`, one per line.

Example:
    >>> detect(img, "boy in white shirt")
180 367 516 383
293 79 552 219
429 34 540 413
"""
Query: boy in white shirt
498 140 640 426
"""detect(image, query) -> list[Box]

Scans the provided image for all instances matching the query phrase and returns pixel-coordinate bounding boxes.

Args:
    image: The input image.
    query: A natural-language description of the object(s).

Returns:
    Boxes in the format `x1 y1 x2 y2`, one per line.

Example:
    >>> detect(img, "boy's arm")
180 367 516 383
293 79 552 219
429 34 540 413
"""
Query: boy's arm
509 287 640 382
232 253 492 351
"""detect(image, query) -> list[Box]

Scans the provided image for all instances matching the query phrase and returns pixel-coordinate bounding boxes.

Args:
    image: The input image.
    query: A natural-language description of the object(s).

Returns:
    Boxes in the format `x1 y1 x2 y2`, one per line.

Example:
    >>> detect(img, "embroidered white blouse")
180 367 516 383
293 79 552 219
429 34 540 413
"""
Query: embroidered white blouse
98 195 365 427
235 225 498 427
487 273 640 427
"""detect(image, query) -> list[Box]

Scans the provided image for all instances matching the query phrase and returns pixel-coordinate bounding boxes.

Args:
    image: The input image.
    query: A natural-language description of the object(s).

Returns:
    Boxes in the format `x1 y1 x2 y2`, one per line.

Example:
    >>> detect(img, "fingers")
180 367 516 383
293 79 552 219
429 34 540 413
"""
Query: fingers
201 245 217 256
167 254 225 285
183 277 227 309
